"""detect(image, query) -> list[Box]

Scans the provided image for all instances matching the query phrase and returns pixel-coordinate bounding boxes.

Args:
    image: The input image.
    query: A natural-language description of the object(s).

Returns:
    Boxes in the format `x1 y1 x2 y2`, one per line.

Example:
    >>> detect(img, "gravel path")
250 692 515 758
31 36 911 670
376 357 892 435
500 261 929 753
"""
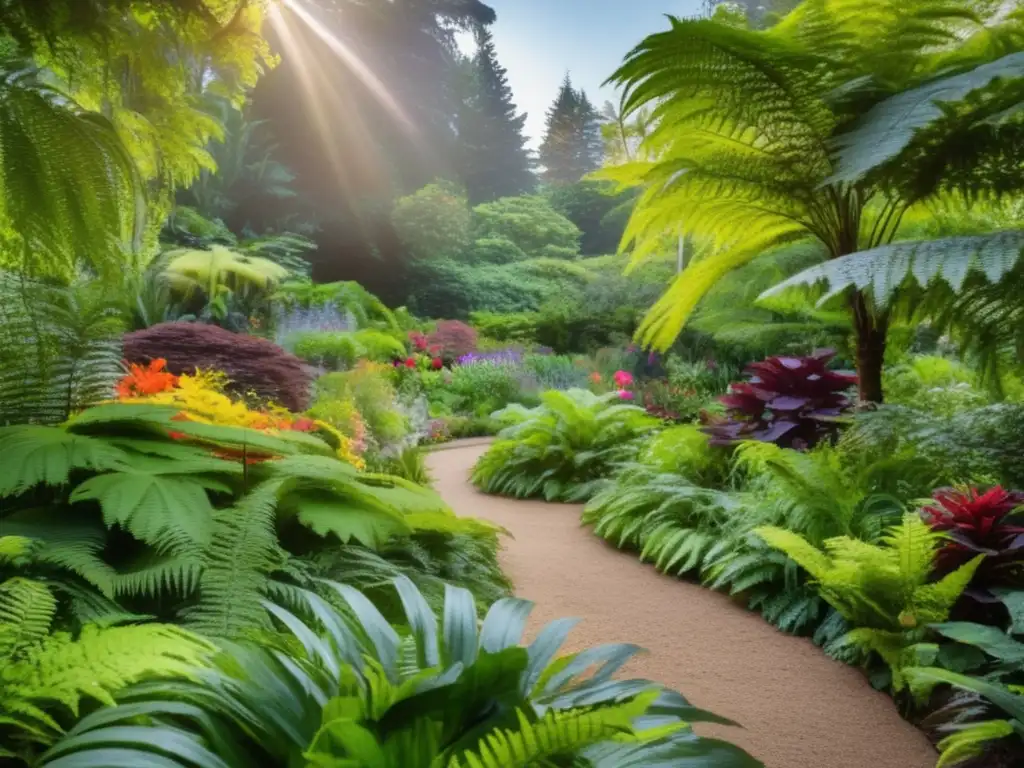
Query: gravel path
427 442 937 768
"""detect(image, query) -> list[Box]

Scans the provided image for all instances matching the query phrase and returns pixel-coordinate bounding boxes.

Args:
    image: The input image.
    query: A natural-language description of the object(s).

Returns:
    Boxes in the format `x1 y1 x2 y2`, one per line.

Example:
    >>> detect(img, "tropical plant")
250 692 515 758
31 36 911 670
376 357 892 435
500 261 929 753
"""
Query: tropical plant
757 514 984 689
0 570 214 763
922 486 1024 595
702 349 857 449
471 389 660 502
599 4 1024 401
38 577 761 767
0 61 143 280
0 401 488 638
123 322 313 411
0 276 124 425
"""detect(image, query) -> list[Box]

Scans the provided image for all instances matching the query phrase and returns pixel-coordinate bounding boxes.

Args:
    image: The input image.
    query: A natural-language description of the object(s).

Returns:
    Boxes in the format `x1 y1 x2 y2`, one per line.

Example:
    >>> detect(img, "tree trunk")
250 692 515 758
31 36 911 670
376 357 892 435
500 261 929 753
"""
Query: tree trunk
852 291 887 403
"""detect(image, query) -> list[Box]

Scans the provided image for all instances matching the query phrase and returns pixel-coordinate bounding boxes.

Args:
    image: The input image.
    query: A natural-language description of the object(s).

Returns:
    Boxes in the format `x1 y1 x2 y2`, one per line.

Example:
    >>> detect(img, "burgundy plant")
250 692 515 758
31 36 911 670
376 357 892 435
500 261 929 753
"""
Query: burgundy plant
124 322 313 411
702 349 856 449
922 486 1024 590
427 320 478 362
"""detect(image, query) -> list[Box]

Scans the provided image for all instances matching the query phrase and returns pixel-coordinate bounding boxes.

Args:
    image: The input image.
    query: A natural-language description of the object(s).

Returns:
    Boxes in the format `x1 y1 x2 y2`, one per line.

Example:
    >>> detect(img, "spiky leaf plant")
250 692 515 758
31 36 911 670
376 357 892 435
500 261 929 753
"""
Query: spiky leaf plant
757 514 983 689
598 3 1024 401
38 577 761 768
471 389 660 502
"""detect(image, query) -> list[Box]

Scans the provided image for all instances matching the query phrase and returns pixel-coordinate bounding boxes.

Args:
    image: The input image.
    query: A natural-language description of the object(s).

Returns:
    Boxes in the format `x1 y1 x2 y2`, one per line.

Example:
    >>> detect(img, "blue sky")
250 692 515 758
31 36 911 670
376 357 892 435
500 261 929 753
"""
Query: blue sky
459 0 704 149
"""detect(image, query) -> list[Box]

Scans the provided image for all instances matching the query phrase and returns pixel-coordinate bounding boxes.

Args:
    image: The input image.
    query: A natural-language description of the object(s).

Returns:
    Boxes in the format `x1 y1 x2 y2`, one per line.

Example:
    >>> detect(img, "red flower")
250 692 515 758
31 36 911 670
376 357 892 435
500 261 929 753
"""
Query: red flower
168 431 186 440
409 331 429 352
116 358 179 398
404 357 417 369
290 417 316 432
431 357 443 370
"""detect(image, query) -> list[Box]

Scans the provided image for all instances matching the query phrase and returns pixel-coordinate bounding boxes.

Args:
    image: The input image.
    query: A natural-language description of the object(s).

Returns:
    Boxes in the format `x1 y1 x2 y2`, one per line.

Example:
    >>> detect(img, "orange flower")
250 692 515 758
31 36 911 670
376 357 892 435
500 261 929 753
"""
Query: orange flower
117 359 179 399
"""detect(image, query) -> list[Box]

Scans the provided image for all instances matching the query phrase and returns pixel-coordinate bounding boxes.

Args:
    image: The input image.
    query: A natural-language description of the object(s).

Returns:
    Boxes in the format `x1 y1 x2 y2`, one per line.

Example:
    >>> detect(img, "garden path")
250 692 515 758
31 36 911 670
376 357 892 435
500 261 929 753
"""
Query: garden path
426 441 938 768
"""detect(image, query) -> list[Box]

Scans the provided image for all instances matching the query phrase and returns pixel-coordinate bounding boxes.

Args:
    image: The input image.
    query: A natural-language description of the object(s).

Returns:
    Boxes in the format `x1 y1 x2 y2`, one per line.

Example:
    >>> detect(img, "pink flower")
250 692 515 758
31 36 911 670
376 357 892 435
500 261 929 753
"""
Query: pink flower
617 389 635 400
614 370 633 388
431 357 443 370
404 357 417 369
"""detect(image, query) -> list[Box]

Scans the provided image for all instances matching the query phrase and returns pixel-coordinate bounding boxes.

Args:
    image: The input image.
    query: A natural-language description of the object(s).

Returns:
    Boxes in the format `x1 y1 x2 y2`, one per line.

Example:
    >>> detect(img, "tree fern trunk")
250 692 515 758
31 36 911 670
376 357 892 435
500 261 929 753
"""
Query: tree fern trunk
852 291 887 403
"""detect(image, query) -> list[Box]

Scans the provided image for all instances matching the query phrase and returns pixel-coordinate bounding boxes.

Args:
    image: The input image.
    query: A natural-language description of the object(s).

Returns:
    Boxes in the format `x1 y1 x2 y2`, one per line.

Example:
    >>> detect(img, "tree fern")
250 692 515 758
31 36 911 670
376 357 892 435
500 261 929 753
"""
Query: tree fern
0 426 128 496
597 3 1024 400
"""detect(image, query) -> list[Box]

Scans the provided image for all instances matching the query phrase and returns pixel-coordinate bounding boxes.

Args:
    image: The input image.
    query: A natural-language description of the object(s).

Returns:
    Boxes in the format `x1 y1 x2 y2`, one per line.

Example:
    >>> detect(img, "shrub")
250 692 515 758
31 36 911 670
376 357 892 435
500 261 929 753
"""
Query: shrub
884 355 989 417
471 195 581 259
447 358 526 416
407 259 567 318
523 353 591 391
470 310 539 343
391 180 471 260
465 236 526 264
292 331 362 369
123 322 313 411
45 577 757 767
547 179 637 255
312 364 408 448
427 320 478 362
273 280 399 332
471 389 660 502
703 349 857 449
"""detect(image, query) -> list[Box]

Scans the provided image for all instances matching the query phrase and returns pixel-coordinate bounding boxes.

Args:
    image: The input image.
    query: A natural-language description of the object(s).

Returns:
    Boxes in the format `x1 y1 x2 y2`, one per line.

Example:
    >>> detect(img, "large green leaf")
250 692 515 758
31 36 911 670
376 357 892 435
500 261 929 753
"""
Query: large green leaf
292 493 409 548
828 53 1024 184
0 426 127 496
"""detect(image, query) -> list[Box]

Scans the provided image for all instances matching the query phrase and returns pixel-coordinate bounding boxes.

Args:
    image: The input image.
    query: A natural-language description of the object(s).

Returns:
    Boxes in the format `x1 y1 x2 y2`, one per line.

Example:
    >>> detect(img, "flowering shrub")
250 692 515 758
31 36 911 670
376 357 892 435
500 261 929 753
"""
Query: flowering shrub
703 349 856 449
115 362 364 467
922 486 1024 591
427 320 478 362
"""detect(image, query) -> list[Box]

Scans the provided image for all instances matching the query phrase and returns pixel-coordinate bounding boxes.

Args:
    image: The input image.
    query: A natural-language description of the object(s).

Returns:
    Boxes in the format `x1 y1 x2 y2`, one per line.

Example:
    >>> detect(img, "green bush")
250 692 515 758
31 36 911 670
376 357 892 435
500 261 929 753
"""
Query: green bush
293 331 362 369
391 180 471 260
472 195 581 259
471 389 660 502
312 367 408 447
447 361 526 416
546 179 637 256
465 236 526 264
407 259 567 318
470 310 539 342
883 355 989 417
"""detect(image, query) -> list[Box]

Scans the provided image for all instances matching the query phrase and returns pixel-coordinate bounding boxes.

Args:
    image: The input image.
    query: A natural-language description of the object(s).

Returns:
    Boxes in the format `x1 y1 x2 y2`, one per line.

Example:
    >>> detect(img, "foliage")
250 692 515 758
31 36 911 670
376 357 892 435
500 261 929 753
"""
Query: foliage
392 180 472 260
293 329 407 369
0 573 215 763
472 389 659 502
883 356 991 418
0 276 124 426
454 26 535 203
539 74 602 186
471 195 582 260
703 349 857 449
757 514 983 689
427 320 479 362
465 236 527 264
365 446 433 487
598 7 1024 401
273 280 399 333
123 322 313 411
441 358 529 418
40 577 759 767
312 365 408 450
0 62 142 280
547 179 637 256
922 486 1024 595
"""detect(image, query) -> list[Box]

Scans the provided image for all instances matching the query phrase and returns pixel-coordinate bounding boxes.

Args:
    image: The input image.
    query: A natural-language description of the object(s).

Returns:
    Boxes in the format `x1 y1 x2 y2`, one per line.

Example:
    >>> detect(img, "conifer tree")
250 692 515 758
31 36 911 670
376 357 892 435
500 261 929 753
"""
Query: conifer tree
455 26 535 203
539 74 602 185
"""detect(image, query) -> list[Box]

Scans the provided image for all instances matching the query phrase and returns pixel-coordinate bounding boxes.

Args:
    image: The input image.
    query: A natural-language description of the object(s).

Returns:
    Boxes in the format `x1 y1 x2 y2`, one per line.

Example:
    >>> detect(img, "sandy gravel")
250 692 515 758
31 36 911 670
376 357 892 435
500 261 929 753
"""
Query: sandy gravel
427 442 937 768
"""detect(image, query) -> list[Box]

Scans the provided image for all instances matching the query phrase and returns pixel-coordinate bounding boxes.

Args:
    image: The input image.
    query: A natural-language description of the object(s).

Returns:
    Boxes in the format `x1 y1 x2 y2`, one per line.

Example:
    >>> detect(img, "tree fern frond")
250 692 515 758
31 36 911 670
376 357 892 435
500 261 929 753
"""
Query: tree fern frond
0 577 55 660
763 231 1024 308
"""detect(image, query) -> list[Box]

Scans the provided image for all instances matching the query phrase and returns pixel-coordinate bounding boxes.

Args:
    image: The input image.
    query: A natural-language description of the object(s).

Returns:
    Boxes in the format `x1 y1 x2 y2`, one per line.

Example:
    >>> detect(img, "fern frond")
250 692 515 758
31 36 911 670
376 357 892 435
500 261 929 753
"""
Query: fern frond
0 577 56 660
763 231 1024 308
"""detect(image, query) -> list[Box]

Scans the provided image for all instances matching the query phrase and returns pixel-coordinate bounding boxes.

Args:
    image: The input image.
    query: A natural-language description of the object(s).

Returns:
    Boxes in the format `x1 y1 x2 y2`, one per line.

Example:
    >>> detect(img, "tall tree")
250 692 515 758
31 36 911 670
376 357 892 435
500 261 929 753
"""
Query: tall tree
455 26 535 202
538 75 601 185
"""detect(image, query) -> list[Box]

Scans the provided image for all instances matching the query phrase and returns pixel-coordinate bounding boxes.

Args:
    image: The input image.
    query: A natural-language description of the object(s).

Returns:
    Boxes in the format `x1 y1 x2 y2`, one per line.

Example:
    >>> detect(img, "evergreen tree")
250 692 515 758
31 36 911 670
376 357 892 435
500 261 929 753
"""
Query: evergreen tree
455 26 535 203
539 75 602 186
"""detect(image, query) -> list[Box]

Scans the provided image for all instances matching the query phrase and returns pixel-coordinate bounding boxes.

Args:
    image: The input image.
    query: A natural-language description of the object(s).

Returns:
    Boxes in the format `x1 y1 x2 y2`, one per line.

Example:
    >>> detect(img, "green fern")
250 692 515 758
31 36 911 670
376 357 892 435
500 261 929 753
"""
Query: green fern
0 577 56 660
757 514 983 688
0 426 127 496
472 390 659 502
